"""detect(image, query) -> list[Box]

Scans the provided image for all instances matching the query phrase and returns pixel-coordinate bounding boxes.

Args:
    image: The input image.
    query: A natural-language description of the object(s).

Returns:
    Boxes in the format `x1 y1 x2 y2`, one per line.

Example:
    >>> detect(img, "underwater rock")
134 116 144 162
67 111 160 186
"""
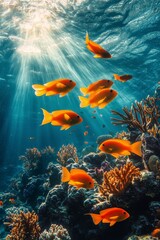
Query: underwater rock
81 145 95 156
83 152 106 167
39 224 71 240
142 134 160 169
127 235 158 240
47 163 61 187
148 155 160 176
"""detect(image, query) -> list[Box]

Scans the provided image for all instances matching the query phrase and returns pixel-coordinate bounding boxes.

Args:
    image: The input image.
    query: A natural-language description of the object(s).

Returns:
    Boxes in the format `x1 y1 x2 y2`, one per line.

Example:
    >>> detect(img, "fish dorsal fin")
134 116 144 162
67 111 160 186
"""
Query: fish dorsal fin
44 81 57 87
109 216 119 220
70 169 87 175
56 83 66 89
64 113 71 121
100 209 111 215
111 139 131 145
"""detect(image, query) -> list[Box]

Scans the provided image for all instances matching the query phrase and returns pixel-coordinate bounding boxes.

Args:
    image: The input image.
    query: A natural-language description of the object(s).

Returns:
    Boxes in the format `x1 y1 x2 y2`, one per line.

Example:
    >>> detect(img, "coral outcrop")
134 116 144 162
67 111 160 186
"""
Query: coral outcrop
5 211 41 240
39 224 71 240
57 144 78 166
99 162 141 196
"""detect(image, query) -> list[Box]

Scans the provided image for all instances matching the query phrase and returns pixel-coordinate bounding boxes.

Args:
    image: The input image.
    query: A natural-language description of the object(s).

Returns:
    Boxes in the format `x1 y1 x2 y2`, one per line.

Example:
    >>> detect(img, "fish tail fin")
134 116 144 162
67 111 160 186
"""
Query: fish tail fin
61 167 70 182
86 32 89 44
131 141 142 157
79 96 89 108
113 74 120 80
32 84 46 96
85 213 102 225
80 87 88 96
41 108 52 125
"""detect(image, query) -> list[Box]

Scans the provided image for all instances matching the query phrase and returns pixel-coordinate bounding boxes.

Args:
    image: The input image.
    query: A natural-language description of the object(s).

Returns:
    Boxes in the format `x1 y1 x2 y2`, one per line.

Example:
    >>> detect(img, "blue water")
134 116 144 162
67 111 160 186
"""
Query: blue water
0 0 160 181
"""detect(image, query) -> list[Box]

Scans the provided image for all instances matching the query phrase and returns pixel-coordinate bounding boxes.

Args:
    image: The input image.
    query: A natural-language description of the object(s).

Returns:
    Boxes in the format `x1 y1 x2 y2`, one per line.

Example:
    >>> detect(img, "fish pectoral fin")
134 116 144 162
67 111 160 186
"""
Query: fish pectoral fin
60 124 71 130
69 180 83 188
56 83 66 89
121 150 131 156
98 98 106 104
109 216 119 220
94 54 102 58
35 90 46 96
64 113 71 121
51 120 60 126
46 91 56 96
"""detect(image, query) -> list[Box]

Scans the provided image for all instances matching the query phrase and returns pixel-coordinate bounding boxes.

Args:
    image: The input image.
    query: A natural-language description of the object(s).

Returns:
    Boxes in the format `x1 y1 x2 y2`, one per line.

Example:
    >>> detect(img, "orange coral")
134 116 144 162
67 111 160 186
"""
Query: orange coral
5 211 41 240
99 162 141 196
57 144 78 166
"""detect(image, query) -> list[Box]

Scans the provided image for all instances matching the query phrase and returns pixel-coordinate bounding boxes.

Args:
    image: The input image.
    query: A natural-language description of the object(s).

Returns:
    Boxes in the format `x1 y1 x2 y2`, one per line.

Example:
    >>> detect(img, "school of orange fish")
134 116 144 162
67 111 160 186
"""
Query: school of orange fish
31 32 142 227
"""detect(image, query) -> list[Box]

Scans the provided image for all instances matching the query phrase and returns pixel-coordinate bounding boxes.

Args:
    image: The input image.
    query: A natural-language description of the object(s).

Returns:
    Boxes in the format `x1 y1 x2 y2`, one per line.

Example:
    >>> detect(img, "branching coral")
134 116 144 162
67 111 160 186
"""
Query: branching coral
99 162 141 196
111 95 160 134
5 211 41 240
57 144 78 166
19 146 54 174
39 224 71 240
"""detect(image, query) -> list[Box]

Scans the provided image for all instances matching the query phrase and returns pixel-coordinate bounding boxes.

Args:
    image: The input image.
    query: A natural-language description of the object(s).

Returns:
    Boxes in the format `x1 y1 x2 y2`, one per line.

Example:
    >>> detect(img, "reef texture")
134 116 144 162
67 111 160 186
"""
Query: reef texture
39 224 71 240
5 211 41 240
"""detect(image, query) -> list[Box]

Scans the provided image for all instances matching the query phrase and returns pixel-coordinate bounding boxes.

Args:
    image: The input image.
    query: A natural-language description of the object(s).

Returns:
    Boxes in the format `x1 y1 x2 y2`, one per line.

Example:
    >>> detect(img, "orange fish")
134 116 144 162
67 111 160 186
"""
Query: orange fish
41 109 83 130
79 89 117 109
84 131 88 136
9 198 16 204
99 139 142 158
86 32 112 58
151 228 160 238
113 74 132 82
0 200 3 206
61 167 94 189
80 79 113 96
86 207 130 226
84 141 88 144
32 78 76 97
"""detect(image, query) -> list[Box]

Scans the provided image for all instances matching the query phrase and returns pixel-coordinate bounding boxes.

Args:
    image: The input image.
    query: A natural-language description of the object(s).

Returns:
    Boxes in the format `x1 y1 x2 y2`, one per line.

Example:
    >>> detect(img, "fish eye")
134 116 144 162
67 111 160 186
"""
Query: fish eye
77 115 80 118
102 144 105 147
70 80 72 82
110 90 113 93
123 212 126 215
89 182 92 185
107 80 110 82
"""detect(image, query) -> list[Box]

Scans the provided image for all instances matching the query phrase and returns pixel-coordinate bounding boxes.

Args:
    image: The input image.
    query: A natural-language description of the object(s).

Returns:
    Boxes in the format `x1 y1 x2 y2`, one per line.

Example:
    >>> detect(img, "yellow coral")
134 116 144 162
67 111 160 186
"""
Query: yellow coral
5 211 41 240
99 162 141 196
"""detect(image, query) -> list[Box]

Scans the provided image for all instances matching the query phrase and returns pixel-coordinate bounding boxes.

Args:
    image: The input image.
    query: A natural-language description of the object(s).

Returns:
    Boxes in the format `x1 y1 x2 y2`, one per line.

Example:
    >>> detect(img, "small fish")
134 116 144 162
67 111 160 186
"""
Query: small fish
102 124 106 128
80 79 113 96
84 131 88 136
9 198 16 204
151 228 160 238
41 109 83 130
86 207 130 226
113 74 132 82
86 32 112 58
32 78 76 97
79 89 117 109
0 201 3 206
99 139 142 158
84 141 88 144
61 167 94 189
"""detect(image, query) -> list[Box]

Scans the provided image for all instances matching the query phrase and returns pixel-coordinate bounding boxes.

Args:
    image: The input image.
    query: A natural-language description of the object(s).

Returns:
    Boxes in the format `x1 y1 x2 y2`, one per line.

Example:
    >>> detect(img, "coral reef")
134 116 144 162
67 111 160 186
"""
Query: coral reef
127 235 158 240
19 146 55 175
99 162 141 196
39 224 71 240
57 144 78 166
5 211 41 240
111 95 160 135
